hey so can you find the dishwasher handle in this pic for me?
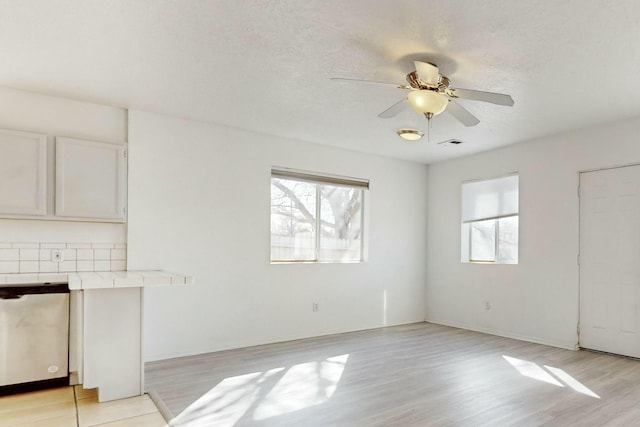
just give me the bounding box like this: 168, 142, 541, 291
0, 294, 24, 300
0, 283, 68, 300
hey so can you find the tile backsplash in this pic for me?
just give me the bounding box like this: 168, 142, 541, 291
0, 242, 127, 274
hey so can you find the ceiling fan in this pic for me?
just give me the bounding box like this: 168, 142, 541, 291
332, 61, 514, 127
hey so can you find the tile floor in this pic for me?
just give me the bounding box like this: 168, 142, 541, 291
0, 385, 167, 426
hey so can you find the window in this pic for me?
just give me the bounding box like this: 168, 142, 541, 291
461, 174, 519, 263
270, 168, 367, 263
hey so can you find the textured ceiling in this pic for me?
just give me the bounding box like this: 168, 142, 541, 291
1, 0, 640, 163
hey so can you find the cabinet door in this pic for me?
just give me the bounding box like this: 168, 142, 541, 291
0, 129, 47, 215
56, 137, 126, 221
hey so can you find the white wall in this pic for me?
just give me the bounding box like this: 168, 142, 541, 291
0, 86, 127, 243
426, 116, 640, 349
127, 110, 428, 361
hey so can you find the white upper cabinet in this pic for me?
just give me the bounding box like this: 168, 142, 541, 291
56, 137, 127, 221
0, 129, 47, 215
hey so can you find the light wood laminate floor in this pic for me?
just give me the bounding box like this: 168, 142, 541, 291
145, 322, 640, 426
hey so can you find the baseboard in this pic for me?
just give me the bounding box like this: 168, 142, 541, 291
425, 318, 578, 351
145, 319, 426, 362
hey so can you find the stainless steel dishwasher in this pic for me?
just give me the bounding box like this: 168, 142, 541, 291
0, 283, 70, 394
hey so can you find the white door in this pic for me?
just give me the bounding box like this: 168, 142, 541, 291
580, 165, 640, 357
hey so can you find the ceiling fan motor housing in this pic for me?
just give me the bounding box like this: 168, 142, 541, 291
406, 71, 450, 92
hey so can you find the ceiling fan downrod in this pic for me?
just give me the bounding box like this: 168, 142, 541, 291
424, 112, 434, 142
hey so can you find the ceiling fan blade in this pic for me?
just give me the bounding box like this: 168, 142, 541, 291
331, 77, 411, 89
446, 88, 514, 106
377, 97, 409, 118
414, 61, 439, 86
445, 100, 480, 127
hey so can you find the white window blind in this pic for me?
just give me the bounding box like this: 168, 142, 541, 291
461, 174, 519, 264
271, 168, 369, 189
462, 174, 519, 223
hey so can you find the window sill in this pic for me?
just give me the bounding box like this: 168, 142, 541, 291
462, 261, 518, 265
270, 260, 365, 265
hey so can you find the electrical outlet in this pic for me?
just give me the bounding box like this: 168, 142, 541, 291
312, 302, 319, 312
485, 301, 491, 311
51, 250, 64, 263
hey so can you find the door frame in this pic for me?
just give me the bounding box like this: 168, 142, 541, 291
577, 162, 640, 351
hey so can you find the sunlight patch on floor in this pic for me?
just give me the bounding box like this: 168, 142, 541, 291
171, 354, 350, 426
172, 367, 285, 427
544, 365, 600, 398
503, 356, 564, 387
503, 355, 600, 398
253, 354, 350, 420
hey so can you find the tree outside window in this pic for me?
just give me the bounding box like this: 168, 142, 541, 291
271, 170, 366, 263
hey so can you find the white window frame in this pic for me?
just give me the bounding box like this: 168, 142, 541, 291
461, 173, 519, 264
270, 167, 368, 263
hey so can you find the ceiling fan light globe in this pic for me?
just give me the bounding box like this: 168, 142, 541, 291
408, 90, 448, 115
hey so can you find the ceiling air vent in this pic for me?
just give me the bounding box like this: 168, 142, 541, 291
437, 139, 464, 145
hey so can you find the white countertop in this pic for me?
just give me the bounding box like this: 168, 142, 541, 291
0, 270, 193, 290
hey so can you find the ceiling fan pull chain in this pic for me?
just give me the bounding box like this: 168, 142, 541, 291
425, 112, 434, 143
